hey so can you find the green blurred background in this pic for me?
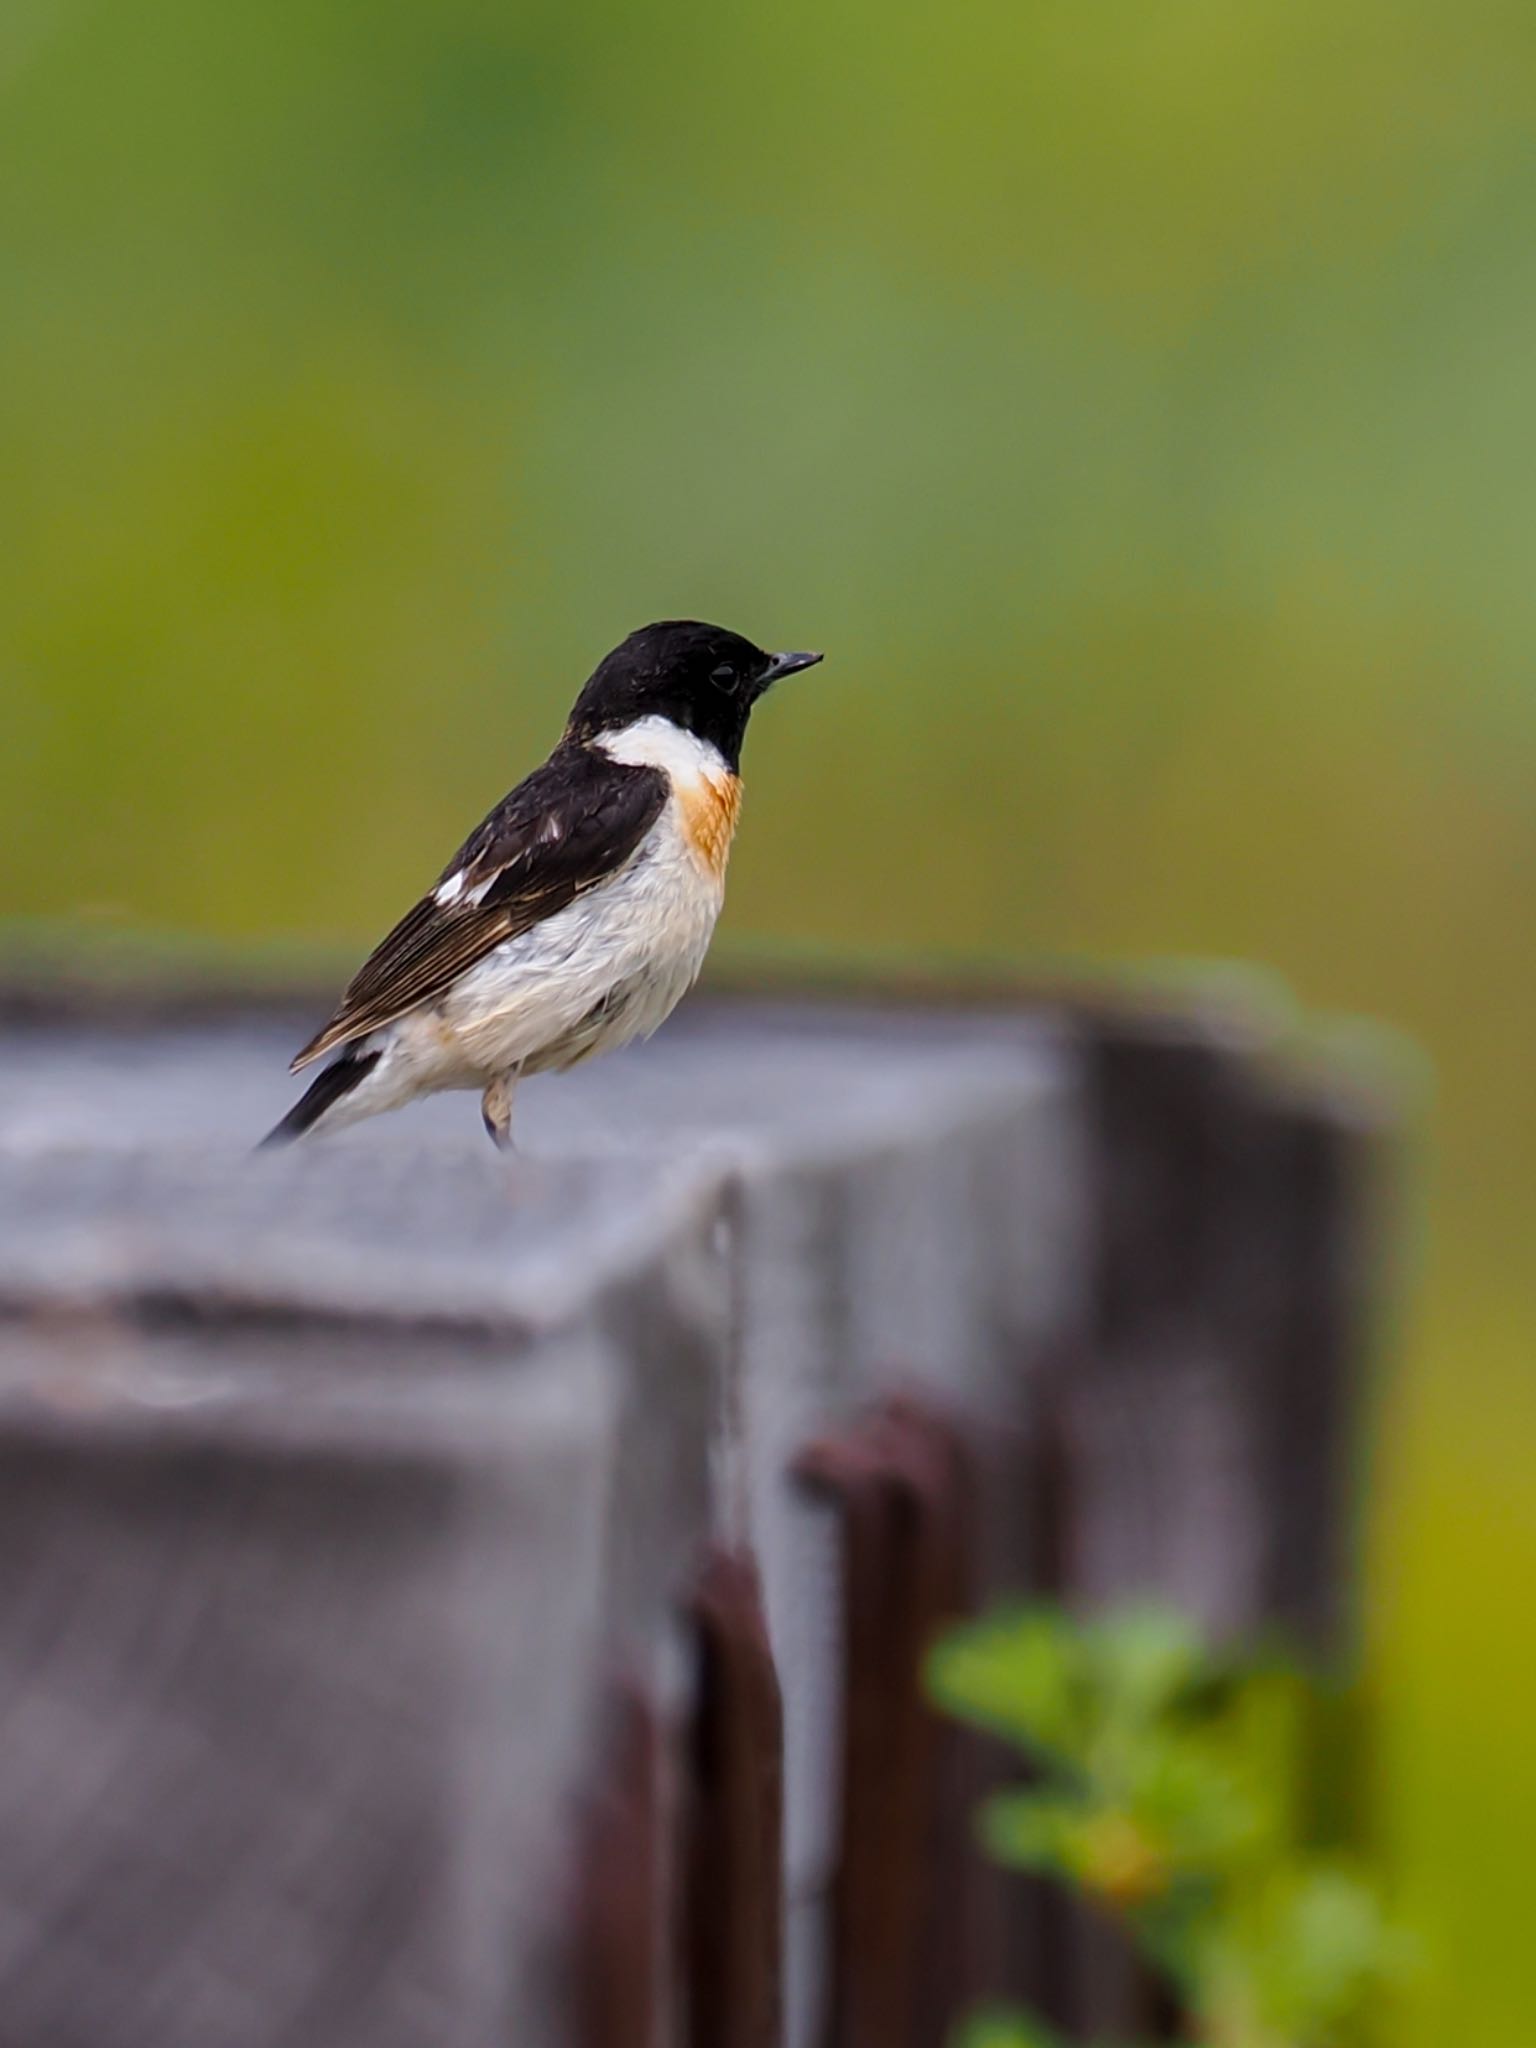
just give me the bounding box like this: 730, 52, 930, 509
3, 2, 1532, 2035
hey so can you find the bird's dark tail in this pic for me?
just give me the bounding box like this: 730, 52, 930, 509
258, 1049, 382, 1149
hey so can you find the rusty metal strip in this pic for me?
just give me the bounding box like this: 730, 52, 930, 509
574, 1680, 666, 2048
682, 1545, 785, 2048
794, 1399, 973, 2048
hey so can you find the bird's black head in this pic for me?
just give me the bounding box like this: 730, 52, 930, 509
567, 620, 822, 771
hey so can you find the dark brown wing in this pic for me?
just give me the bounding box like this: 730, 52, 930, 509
290, 745, 668, 1070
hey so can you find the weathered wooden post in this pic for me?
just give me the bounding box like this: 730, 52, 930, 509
0, 984, 1388, 2048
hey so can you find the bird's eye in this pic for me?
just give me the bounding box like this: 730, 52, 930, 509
709, 663, 737, 692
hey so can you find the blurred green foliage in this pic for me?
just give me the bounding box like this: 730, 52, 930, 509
2, 5, 1533, 2035
932, 1607, 1408, 2048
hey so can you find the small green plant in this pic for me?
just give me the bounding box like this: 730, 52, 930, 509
928, 1605, 1407, 2048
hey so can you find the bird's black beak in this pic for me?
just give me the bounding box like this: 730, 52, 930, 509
758, 649, 823, 689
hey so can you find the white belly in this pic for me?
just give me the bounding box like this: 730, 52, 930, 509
425, 805, 725, 1081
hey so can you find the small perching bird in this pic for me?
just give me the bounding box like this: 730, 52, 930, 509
262, 621, 822, 1150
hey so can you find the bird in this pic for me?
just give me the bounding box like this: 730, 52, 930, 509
261, 620, 822, 1150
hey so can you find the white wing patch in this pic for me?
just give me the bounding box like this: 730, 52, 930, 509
433, 866, 498, 909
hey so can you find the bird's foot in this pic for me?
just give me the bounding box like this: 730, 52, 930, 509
480, 1075, 517, 1153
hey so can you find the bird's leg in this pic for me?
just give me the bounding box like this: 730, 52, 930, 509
480, 1070, 518, 1152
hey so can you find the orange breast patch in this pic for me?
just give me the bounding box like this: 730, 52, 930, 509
678, 770, 742, 880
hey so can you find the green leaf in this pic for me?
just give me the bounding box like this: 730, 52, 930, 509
1123, 1732, 1265, 1871
950, 2006, 1068, 2048
1083, 1605, 1209, 1721
928, 1607, 1088, 1761
1245, 1866, 1407, 2035
976, 1790, 1081, 1875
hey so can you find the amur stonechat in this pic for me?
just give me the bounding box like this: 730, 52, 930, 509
262, 621, 821, 1149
